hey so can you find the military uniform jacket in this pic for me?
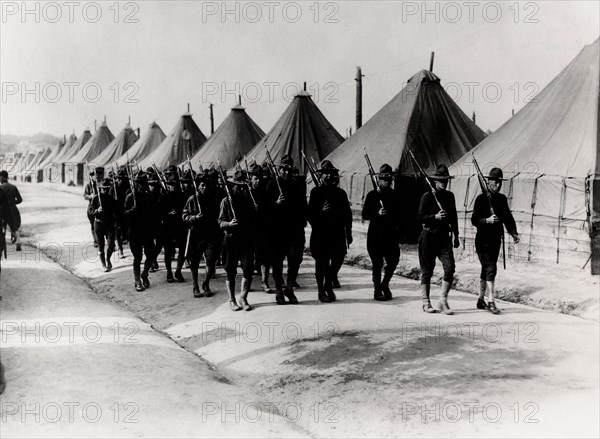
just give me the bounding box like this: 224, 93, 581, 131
182, 192, 220, 241
266, 178, 307, 233
417, 190, 459, 236
159, 189, 187, 231
362, 187, 400, 243
124, 191, 157, 237
308, 185, 352, 235
471, 192, 517, 242
218, 193, 256, 242
88, 193, 117, 224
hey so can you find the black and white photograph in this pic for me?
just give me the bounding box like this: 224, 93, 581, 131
0, 1, 599, 437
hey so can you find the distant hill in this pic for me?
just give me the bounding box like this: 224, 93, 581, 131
0, 132, 62, 155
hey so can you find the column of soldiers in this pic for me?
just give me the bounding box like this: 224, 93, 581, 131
83, 157, 517, 315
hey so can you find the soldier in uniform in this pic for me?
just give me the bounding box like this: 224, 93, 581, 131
218, 170, 257, 311
266, 155, 306, 305
83, 170, 99, 247
88, 178, 117, 272
471, 167, 519, 314
181, 170, 220, 298
0, 170, 22, 252
147, 169, 163, 272
361, 164, 400, 301
111, 169, 130, 258
308, 161, 352, 303
248, 163, 274, 294
124, 172, 157, 291
417, 164, 460, 314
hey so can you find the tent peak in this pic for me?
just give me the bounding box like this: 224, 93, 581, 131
296, 90, 312, 98
407, 69, 440, 84
231, 104, 246, 111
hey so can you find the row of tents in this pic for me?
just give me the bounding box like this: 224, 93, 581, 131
1, 38, 598, 274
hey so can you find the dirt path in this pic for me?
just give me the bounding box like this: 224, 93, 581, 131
2, 182, 598, 438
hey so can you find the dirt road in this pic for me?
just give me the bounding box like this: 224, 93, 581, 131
1, 183, 598, 438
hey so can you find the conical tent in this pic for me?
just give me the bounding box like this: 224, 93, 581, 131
58, 130, 91, 163
188, 104, 265, 170
244, 90, 344, 174
449, 38, 600, 272
139, 113, 207, 169
68, 121, 115, 164
39, 138, 65, 169
114, 122, 166, 166
92, 123, 139, 167
325, 69, 485, 206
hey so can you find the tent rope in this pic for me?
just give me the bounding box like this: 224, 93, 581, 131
527, 174, 545, 262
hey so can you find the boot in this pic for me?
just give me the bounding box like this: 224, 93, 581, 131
284, 285, 299, 305
202, 266, 215, 297
119, 248, 126, 259
381, 269, 394, 301
332, 275, 341, 289
421, 283, 435, 313
477, 280, 488, 310
239, 278, 253, 311
438, 280, 454, 315
193, 283, 203, 298
227, 279, 241, 311
324, 275, 336, 302
166, 270, 175, 283
175, 270, 185, 283
106, 250, 113, 272
261, 265, 274, 293
373, 270, 386, 301
141, 270, 150, 289
135, 280, 145, 291
486, 281, 500, 314
316, 273, 331, 303
275, 286, 287, 305
99, 252, 107, 271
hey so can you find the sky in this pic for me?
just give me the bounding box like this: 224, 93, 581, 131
1, 1, 598, 139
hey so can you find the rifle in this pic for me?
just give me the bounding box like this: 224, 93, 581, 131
264, 146, 283, 196
175, 166, 185, 192
407, 149, 443, 211
186, 155, 201, 214
125, 153, 136, 208
473, 154, 506, 269
111, 164, 118, 200
242, 155, 258, 209
217, 159, 237, 220
302, 151, 321, 186
362, 147, 385, 209
152, 162, 167, 191
86, 161, 103, 210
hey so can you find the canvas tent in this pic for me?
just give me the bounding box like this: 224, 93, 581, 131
57, 129, 91, 165
114, 122, 166, 167
324, 69, 485, 240
54, 132, 80, 163
449, 38, 600, 273
139, 113, 207, 169
92, 123, 139, 168
66, 122, 114, 184
244, 90, 344, 174
188, 104, 265, 170
40, 135, 69, 182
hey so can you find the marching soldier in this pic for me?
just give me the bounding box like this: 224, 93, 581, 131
111, 169, 130, 258
266, 155, 306, 305
88, 178, 117, 272
218, 170, 257, 311
124, 172, 157, 291
361, 164, 400, 301
147, 169, 163, 272
83, 170, 98, 248
417, 164, 460, 314
181, 171, 220, 298
308, 160, 352, 303
248, 164, 274, 294
0, 170, 22, 252
471, 167, 519, 314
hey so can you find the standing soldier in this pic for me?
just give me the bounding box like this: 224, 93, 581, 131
124, 172, 157, 291
147, 169, 163, 272
417, 164, 460, 314
111, 169, 130, 259
88, 178, 117, 272
181, 170, 220, 298
266, 155, 307, 305
248, 163, 274, 294
83, 170, 98, 248
160, 166, 187, 283
471, 167, 519, 314
308, 161, 352, 303
361, 164, 400, 301
218, 170, 257, 311
0, 170, 22, 252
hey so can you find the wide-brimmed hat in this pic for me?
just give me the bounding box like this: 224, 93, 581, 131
181, 169, 194, 182
485, 167, 506, 181
228, 170, 247, 185
134, 171, 148, 183
248, 163, 263, 177
163, 165, 179, 176
99, 178, 112, 188
430, 164, 454, 180
317, 160, 339, 175
377, 163, 394, 179
278, 154, 294, 170
117, 170, 128, 179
